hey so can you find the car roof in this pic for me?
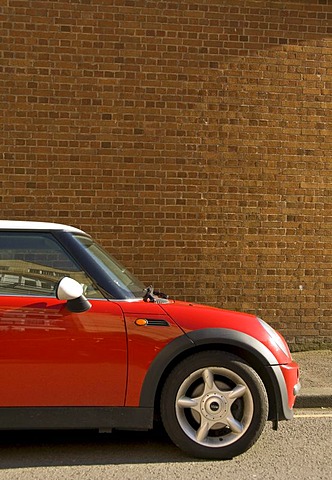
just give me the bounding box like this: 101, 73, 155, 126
0, 221, 86, 234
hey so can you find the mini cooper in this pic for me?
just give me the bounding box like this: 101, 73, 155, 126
0, 221, 300, 459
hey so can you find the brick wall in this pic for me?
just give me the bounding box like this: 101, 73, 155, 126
1, 0, 331, 348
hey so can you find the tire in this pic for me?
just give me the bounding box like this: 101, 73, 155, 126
160, 351, 268, 460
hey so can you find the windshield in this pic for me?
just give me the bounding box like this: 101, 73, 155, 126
73, 234, 146, 299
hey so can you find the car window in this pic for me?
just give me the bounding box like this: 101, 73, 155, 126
0, 232, 103, 299
72, 234, 146, 299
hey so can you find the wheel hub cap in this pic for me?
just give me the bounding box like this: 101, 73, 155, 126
201, 393, 227, 420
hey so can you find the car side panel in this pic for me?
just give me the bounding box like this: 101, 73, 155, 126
120, 302, 184, 407
0, 297, 127, 406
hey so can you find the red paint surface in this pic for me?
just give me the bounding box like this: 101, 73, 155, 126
0, 297, 127, 406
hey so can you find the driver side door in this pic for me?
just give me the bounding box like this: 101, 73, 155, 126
0, 231, 127, 407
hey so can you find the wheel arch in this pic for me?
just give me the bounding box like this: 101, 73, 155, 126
139, 328, 289, 422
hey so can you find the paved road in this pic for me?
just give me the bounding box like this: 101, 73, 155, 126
0, 409, 331, 480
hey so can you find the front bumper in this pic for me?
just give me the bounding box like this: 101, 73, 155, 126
268, 359, 300, 422
280, 360, 301, 409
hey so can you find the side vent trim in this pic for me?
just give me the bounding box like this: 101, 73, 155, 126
135, 318, 170, 327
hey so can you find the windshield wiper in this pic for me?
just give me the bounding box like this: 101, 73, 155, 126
143, 285, 168, 303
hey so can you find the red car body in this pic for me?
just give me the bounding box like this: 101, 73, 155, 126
0, 221, 300, 459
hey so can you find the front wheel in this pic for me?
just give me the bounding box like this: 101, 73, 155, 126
160, 351, 268, 459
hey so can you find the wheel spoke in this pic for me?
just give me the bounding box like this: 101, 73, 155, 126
196, 419, 210, 443
177, 396, 199, 409
202, 368, 214, 390
226, 415, 244, 434
228, 384, 247, 400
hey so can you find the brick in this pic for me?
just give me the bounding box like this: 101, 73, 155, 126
0, 0, 332, 347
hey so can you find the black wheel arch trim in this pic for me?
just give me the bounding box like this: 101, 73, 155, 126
139, 328, 293, 421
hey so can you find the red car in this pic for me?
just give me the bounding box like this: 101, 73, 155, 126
0, 221, 300, 459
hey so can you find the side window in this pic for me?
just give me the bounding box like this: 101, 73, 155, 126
0, 232, 103, 299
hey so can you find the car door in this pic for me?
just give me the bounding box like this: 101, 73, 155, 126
0, 231, 127, 407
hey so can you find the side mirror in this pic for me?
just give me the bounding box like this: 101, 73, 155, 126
55, 277, 92, 313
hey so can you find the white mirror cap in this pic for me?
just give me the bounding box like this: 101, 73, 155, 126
56, 277, 83, 301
